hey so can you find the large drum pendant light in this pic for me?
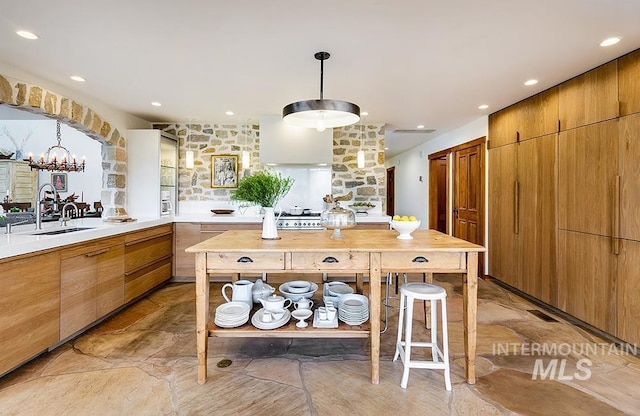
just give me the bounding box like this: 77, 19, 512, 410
283, 51, 360, 132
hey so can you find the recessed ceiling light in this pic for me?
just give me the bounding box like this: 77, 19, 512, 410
151, 102, 162, 107
600, 37, 621, 47
360, 111, 369, 116
524, 79, 538, 86
16, 30, 39, 40
225, 111, 234, 116
417, 125, 425, 129
478, 104, 489, 110
70, 75, 86, 82
384, 147, 389, 150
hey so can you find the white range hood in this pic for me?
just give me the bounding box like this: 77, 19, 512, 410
259, 115, 333, 164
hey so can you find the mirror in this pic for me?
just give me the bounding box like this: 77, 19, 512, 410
0, 105, 103, 208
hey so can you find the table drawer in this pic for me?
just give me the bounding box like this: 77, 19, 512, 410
381, 252, 465, 271
291, 252, 369, 270
206, 252, 285, 270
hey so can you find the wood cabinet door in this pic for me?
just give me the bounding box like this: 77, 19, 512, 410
618, 49, 640, 116
488, 143, 518, 286
488, 103, 520, 149
558, 61, 619, 130
619, 113, 640, 242
617, 239, 640, 344
517, 134, 557, 305
519, 87, 559, 141
60, 252, 98, 340
0, 252, 60, 375
558, 120, 618, 236
96, 243, 124, 316
557, 230, 617, 333
173, 222, 202, 277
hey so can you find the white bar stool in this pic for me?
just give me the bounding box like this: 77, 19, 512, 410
393, 282, 451, 390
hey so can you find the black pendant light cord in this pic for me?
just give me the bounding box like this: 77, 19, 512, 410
314, 51, 330, 100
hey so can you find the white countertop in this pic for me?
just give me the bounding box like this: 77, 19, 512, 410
0, 216, 173, 260
1, 213, 392, 260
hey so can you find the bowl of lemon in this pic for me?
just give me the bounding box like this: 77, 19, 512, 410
390, 215, 420, 239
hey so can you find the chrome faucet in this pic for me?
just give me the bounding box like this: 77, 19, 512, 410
6, 218, 32, 234
60, 202, 78, 227
36, 183, 58, 230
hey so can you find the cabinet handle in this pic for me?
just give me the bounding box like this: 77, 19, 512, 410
613, 175, 621, 255
412, 256, 429, 263
514, 180, 519, 234
237, 256, 254, 263
322, 256, 339, 263
516, 131, 520, 143
85, 248, 109, 258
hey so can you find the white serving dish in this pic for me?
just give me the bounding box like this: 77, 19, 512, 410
390, 220, 421, 239
286, 280, 312, 294
312, 308, 339, 328
251, 308, 291, 330
279, 282, 318, 302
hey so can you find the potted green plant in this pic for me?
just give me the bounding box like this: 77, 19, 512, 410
230, 170, 294, 239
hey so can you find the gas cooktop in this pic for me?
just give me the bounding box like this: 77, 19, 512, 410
280, 212, 321, 218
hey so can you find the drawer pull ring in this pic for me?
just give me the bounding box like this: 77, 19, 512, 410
412, 256, 429, 263
237, 257, 254, 263
322, 256, 339, 263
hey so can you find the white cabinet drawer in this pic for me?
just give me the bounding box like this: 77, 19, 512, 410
381, 252, 465, 271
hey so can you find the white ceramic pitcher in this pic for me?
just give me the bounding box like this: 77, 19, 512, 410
262, 207, 282, 240
222, 280, 254, 308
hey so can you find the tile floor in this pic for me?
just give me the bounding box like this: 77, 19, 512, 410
0, 274, 638, 415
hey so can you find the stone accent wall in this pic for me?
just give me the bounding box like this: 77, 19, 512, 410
332, 123, 386, 210
153, 122, 386, 208
0, 74, 126, 209
153, 123, 264, 202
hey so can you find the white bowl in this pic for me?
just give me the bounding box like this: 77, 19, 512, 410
279, 282, 318, 302
286, 280, 312, 294
390, 220, 421, 239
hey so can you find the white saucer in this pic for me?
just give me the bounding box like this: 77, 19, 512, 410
252, 308, 291, 330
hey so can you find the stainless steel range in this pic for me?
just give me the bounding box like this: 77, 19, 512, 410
277, 212, 323, 230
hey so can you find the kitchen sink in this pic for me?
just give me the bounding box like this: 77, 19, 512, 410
31, 227, 95, 236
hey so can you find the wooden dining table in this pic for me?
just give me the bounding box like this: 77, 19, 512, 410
186, 229, 486, 385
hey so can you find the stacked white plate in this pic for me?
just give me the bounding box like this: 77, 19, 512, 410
338, 294, 369, 325
251, 308, 291, 330
214, 302, 250, 328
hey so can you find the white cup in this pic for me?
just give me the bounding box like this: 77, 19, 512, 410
326, 306, 337, 321
262, 310, 273, 323
318, 307, 328, 320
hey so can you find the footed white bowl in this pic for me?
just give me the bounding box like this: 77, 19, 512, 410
390, 220, 421, 239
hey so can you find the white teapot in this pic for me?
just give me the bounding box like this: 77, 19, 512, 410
258, 294, 292, 312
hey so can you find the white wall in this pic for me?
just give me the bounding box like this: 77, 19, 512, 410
386, 115, 488, 229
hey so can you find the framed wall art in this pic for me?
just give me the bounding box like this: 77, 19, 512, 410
211, 154, 238, 188
52, 173, 67, 192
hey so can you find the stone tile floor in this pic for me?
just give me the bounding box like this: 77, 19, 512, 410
0, 274, 638, 415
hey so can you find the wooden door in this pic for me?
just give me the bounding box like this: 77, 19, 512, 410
453, 139, 485, 274
517, 134, 557, 305
617, 239, 640, 344
386, 166, 395, 216
558, 119, 618, 236
619, 113, 640, 242
557, 230, 617, 333
488, 143, 518, 287
558, 61, 619, 130
618, 48, 640, 116
428, 155, 448, 233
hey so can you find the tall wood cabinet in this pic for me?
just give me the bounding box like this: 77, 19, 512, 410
490, 47, 640, 345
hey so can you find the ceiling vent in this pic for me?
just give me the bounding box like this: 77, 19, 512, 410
392, 129, 436, 134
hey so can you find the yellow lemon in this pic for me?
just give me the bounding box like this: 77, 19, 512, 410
400, 215, 409, 221
409, 216, 417, 221
393, 215, 401, 221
